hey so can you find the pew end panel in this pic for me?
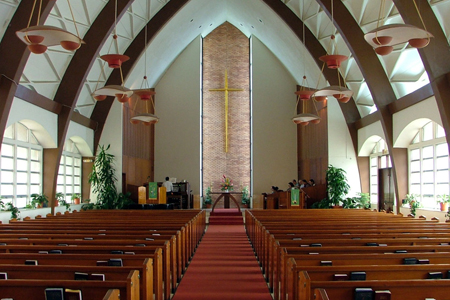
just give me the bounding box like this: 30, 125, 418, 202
103, 289, 121, 300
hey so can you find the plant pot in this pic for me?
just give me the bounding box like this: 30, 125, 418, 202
332, 205, 343, 209
73, 198, 81, 205
440, 202, 448, 212
205, 203, 211, 209
55, 200, 59, 207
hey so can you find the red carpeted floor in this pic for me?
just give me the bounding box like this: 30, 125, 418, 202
172, 213, 272, 300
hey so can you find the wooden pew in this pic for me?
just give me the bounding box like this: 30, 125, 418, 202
0, 269, 139, 300
104, 289, 121, 300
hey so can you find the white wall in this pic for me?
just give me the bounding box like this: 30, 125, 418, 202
154, 36, 201, 194
328, 98, 361, 196
252, 36, 298, 195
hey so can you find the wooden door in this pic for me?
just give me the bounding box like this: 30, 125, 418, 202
378, 168, 395, 212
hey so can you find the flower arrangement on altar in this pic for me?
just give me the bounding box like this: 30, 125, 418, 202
220, 175, 234, 192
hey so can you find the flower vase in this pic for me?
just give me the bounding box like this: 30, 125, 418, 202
224, 189, 229, 193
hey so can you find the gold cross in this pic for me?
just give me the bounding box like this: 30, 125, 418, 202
209, 69, 244, 152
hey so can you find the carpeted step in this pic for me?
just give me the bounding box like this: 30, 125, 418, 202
209, 208, 242, 217
209, 216, 244, 225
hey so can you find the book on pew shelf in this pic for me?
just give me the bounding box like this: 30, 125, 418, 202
350, 271, 366, 281
108, 258, 123, 266
365, 242, 378, 246
90, 273, 105, 281
418, 259, 430, 264
394, 250, 407, 253
74, 272, 89, 280
374, 290, 391, 300
1, 298, 13, 300
354, 287, 373, 300
333, 273, 348, 281
292, 237, 302, 240
342, 233, 351, 235
18, 237, 28, 240
0, 243, 6, 245
447, 270, 450, 278
134, 243, 146, 247
45, 288, 64, 300
96, 261, 108, 266
49, 250, 63, 254
25, 260, 38, 265
402, 257, 418, 265
98, 233, 106, 235
378, 244, 387, 247
310, 243, 322, 247
320, 260, 332, 266
57, 243, 68, 246
65, 289, 82, 300
351, 237, 362, 240
83, 237, 93, 240
0, 272, 7, 279
287, 233, 295, 235
418, 236, 428, 239
110, 250, 124, 254
308, 252, 319, 255
428, 272, 443, 279
145, 238, 154, 241
152, 233, 161, 236
440, 242, 449, 246
300, 244, 309, 247
39, 251, 49, 254
125, 252, 135, 255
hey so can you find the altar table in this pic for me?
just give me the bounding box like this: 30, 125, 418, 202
210, 192, 242, 213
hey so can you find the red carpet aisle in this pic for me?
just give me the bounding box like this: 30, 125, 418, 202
172, 212, 272, 300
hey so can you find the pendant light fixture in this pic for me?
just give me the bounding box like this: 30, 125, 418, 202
93, 0, 132, 103
16, 0, 84, 54
364, 0, 433, 56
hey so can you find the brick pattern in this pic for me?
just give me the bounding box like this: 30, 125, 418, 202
203, 22, 250, 207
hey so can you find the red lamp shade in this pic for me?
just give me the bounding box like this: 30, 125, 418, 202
372, 36, 393, 46
314, 96, 327, 102
310, 119, 321, 124
319, 54, 348, 69
60, 40, 81, 51
300, 122, 309, 126
338, 96, 350, 103
333, 93, 345, 100
93, 95, 107, 101
374, 46, 394, 56
28, 44, 47, 54
100, 54, 130, 69
134, 90, 156, 101
25, 35, 44, 44
130, 119, 140, 125
116, 94, 130, 103
408, 38, 429, 48
295, 90, 315, 100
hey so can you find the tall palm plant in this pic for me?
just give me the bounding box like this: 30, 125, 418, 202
326, 165, 350, 206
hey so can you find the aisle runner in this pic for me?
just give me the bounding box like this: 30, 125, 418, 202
172, 224, 272, 300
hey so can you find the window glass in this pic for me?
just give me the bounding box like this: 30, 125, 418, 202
30, 161, 40, 172
16, 159, 27, 171
410, 148, 420, 160
436, 143, 448, 156
16, 147, 28, 159
2, 144, 14, 156
436, 124, 446, 138
16, 172, 28, 184
1, 157, 14, 170
16, 123, 28, 142
1, 171, 13, 183
423, 122, 433, 141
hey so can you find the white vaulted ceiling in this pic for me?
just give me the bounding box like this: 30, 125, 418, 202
1, 0, 449, 118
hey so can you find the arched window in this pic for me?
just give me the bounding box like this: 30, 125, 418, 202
1, 123, 43, 208
408, 121, 448, 210
57, 139, 82, 202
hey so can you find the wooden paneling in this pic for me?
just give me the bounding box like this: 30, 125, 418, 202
297, 102, 328, 185
82, 157, 94, 201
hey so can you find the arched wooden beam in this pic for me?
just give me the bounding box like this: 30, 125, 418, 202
393, 0, 450, 147
0, 0, 55, 148
43, 0, 134, 214
91, 0, 191, 151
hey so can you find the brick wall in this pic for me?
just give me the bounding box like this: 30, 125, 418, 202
203, 22, 250, 207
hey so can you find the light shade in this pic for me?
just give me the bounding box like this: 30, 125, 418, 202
295, 90, 315, 100
130, 113, 159, 125
100, 54, 130, 69
365, 24, 433, 55
92, 85, 133, 102
133, 89, 156, 101
313, 85, 353, 103
292, 113, 320, 125
16, 25, 84, 54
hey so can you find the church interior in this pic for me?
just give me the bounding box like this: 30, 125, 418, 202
1, 0, 450, 299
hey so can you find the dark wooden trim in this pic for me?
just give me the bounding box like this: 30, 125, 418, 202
389, 84, 434, 114
15, 85, 62, 114
355, 112, 381, 130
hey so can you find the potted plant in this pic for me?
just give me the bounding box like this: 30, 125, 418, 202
71, 193, 81, 205
404, 194, 420, 217
56, 192, 71, 211
241, 186, 250, 208
343, 192, 371, 209
326, 165, 350, 208
30, 193, 49, 208
437, 194, 450, 212
5, 202, 20, 220
203, 185, 212, 209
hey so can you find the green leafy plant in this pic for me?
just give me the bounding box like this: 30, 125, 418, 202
437, 194, 450, 203
0, 198, 5, 211
404, 194, 420, 216
343, 193, 370, 209
241, 186, 250, 205
203, 186, 212, 208
71, 193, 81, 204
311, 198, 333, 209
5, 202, 20, 220
56, 192, 71, 211
30, 193, 49, 208
326, 165, 350, 206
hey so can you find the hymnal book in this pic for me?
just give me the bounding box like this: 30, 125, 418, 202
366, 242, 378, 247
45, 288, 64, 300
354, 287, 373, 300
108, 258, 123, 266
418, 259, 430, 264
49, 249, 63, 254
333, 273, 348, 281
428, 272, 443, 279
65, 289, 82, 300
125, 252, 135, 255
418, 236, 428, 239
374, 290, 391, 300
18, 237, 28, 240
90, 273, 105, 281
57, 243, 68, 246
394, 250, 407, 253
25, 259, 38, 265
403, 257, 418, 265
350, 271, 366, 281
83, 237, 93, 240
152, 233, 161, 236
145, 238, 154, 241
1, 298, 14, 300
0, 272, 7, 279
134, 244, 146, 247
310, 243, 322, 247
300, 245, 309, 247
39, 251, 49, 254
293, 237, 302, 240
74, 272, 89, 280
320, 260, 332, 266
0, 243, 7, 245
378, 244, 387, 247
96, 261, 108, 266
110, 250, 124, 254
351, 237, 362, 240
